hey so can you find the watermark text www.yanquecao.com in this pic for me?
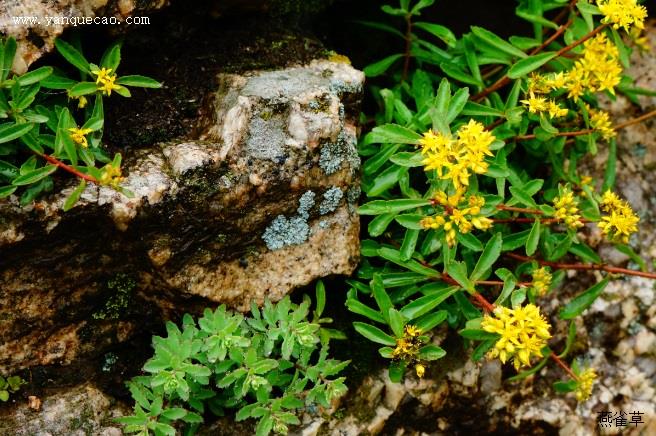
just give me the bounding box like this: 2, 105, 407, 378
4, 15, 151, 27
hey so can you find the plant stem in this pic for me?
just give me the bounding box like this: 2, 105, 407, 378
402, 14, 413, 82
506, 252, 656, 279
496, 205, 543, 214
550, 352, 579, 380
515, 129, 594, 141
472, 22, 606, 103
614, 109, 656, 130
530, 18, 574, 56
35, 152, 98, 183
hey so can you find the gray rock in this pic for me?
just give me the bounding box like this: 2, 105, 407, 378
0, 59, 363, 375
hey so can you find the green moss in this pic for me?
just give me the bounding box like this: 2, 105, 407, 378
92, 273, 136, 320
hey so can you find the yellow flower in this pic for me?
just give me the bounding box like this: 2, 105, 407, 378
547, 101, 568, 119
520, 92, 548, 114
597, 0, 647, 32
598, 190, 639, 243
589, 108, 616, 140
100, 163, 124, 188
93, 67, 113, 84
563, 34, 623, 100
415, 364, 426, 378
76, 95, 88, 109
531, 267, 552, 296
67, 127, 93, 148
552, 185, 584, 230
481, 304, 552, 371
98, 74, 122, 96
392, 324, 423, 361
421, 191, 492, 247
420, 120, 495, 190
630, 28, 650, 52
575, 367, 597, 402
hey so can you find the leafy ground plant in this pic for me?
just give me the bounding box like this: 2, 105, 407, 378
0, 375, 24, 402
118, 282, 348, 436
350, 0, 655, 403
0, 36, 161, 208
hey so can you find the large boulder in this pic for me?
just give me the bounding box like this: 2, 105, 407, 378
0, 58, 363, 375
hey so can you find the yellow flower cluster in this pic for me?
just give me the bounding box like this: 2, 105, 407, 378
564, 34, 622, 101
420, 190, 492, 246
598, 190, 640, 244
68, 127, 93, 148
527, 72, 567, 95
597, 0, 647, 32
589, 108, 616, 140
531, 267, 552, 296
392, 325, 426, 378
520, 92, 568, 119
575, 367, 597, 402
100, 163, 124, 188
92, 67, 123, 96
419, 120, 495, 190
553, 186, 584, 230
481, 304, 552, 371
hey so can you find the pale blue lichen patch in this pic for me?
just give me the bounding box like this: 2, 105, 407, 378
262, 190, 316, 250
319, 129, 359, 175
347, 185, 361, 213
320, 187, 343, 215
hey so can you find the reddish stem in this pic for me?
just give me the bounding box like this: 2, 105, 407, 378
506, 252, 656, 279
515, 129, 594, 141
550, 352, 579, 380
402, 14, 413, 82
36, 152, 98, 183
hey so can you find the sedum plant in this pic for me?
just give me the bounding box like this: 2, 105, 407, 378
118, 282, 348, 436
0, 36, 161, 208
350, 0, 654, 403
0, 375, 25, 402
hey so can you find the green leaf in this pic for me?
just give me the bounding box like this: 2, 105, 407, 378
346, 298, 386, 323
16, 66, 53, 86
100, 42, 122, 71
602, 138, 616, 191
388, 308, 406, 338
509, 185, 538, 208
439, 62, 481, 86
494, 268, 517, 305
471, 26, 528, 59
372, 274, 393, 323
359, 199, 430, 215
41, 74, 76, 89
0, 185, 17, 198
568, 243, 601, 264
501, 229, 531, 251
459, 328, 499, 340
315, 280, 326, 318
395, 214, 424, 230
161, 407, 187, 420
470, 233, 502, 282
1, 38, 17, 82
366, 164, 407, 197
69, 82, 98, 97
0, 122, 34, 144
414, 310, 448, 332
388, 360, 406, 382
54, 39, 90, 74
368, 213, 397, 237
446, 261, 474, 292
525, 219, 540, 256
418, 344, 446, 360
378, 247, 439, 277
614, 244, 647, 272
516, 10, 559, 30
11, 164, 56, 185
415, 22, 456, 47
369, 123, 421, 144
400, 229, 420, 261
63, 180, 87, 211
400, 287, 458, 320
116, 75, 163, 88
364, 54, 404, 77
353, 322, 396, 346
390, 151, 424, 167
507, 52, 556, 79
461, 101, 505, 118
472, 339, 496, 361
446, 87, 470, 123
559, 278, 610, 319
456, 232, 484, 251
553, 380, 578, 393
